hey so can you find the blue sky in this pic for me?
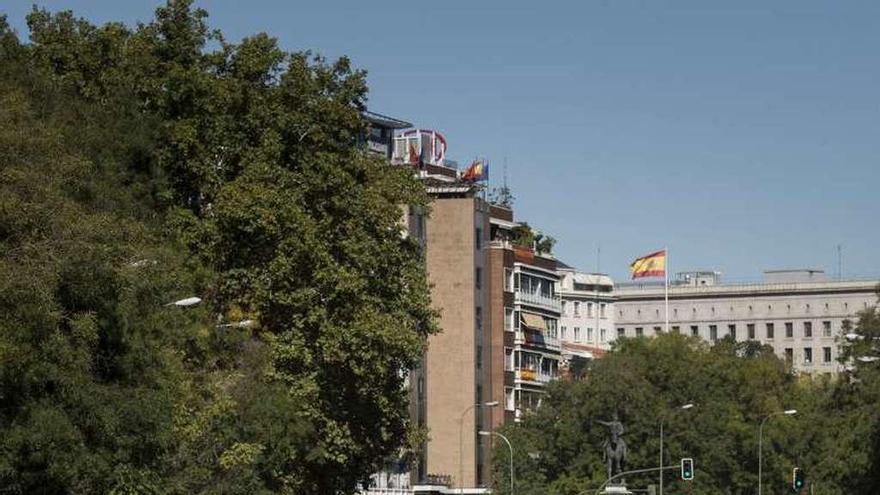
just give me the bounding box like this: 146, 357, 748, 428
5, 1, 879, 282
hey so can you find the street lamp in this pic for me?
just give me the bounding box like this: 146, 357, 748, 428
659, 402, 694, 495
459, 401, 498, 493
479, 430, 514, 495
758, 409, 797, 495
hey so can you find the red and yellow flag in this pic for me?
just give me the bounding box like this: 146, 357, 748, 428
630, 250, 666, 279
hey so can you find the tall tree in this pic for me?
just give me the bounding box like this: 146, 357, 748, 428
1, 2, 436, 493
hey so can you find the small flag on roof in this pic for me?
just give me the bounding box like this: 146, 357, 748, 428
462, 159, 488, 182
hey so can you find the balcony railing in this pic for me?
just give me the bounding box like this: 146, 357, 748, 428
515, 290, 562, 312
515, 369, 556, 384
515, 330, 560, 350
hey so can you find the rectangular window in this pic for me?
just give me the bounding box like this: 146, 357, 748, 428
636, 327, 644, 337
709, 325, 718, 341
587, 328, 594, 342
766, 323, 775, 339
784, 348, 793, 362
505, 387, 515, 411
803, 347, 812, 364
671, 326, 680, 333
747, 324, 756, 340
560, 326, 567, 340
475, 307, 482, 333
587, 302, 593, 317
785, 322, 793, 338
617, 328, 625, 338
728, 324, 736, 340
823, 347, 832, 363
561, 300, 567, 315
504, 347, 514, 371
690, 325, 698, 337
574, 327, 581, 342
504, 268, 513, 292
653, 326, 662, 335
600, 303, 606, 317
803, 321, 812, 338
822, 321, 832, 337
505, 307, 514, 332
574, 302, 580, 316
476, 345, 482, 369
475, 267, 482, 290
600, 328, 607, 342
475, 227, 482, 250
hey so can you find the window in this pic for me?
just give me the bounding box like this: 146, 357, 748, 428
823, 347, 832, 363
747, 323, 755, 340
587, 302, 593, 317
574, 302, 580, 316
617, 328, 626, 338
600, 329, 607, 342
587, 328, 594, 342
574, 327, 581, 342
636, 327, 644, 337
784, 348, 793, 362
766, 323, 775, 339
671, 325, 680, 333
561, 300, 567, 315
475, 267, 482, 289
561, 326, 567, 340
505, 307, 514, 332
803, 347, 812, 364
504, 268, 513, 292
475, 307, 482, 333
822, 321, 832, 337
600, 303, 606, 317
653, 326, 662, 335
728, 324, 736, 340
709, 325, 718, 341
475, 227, 482, 249
803, 321, 812, 338
690, 325, 699, 337
505, 387, 515, 411
504, 348, 514, 371
785, 322, 793, 338
476, 345, 482, 369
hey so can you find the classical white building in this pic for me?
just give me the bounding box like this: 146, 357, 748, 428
557, 262, 616, 359
614, 269, 879, 373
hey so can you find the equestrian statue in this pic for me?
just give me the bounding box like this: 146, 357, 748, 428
597, 411, 628, 482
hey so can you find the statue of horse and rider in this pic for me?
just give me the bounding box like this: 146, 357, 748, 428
597, 411, 627, 482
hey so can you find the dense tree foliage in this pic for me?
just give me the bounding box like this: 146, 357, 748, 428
489, 314, 880, 495
0, 2, 434, 494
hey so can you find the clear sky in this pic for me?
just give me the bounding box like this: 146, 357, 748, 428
5, 1, 879, 282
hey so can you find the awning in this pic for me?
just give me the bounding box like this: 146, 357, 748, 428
521, 313, 547, 332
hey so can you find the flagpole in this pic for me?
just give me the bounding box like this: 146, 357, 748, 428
664, 247, 669, 333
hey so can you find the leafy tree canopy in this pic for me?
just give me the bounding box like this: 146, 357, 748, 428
0, 2, 435, 493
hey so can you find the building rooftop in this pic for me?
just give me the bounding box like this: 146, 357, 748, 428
362, 110, 412, 130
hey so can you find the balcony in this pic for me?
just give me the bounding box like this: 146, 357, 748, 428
515, 330, 560, 351
515, 290, 562, 312
515, 369, 555, 384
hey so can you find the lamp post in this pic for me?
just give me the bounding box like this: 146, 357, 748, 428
459, 401, 498, 493
479, 431, 514, 495
659, 403, 694, 495
758, 409, 797, 495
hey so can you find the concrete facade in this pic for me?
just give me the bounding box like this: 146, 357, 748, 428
557, 266, 616, 357
614, 271, 879, 372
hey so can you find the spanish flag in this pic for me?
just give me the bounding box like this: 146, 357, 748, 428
462, 159, 488, 182
630, 250, 666, 279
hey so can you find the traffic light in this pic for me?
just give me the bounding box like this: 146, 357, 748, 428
792, 467, 805, 491
680, 458, 694, 481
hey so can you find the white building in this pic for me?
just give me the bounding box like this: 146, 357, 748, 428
557, 262, 616, 360
614, 269, 879, 373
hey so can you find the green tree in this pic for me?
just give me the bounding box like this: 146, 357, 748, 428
1, 2, 436, 493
